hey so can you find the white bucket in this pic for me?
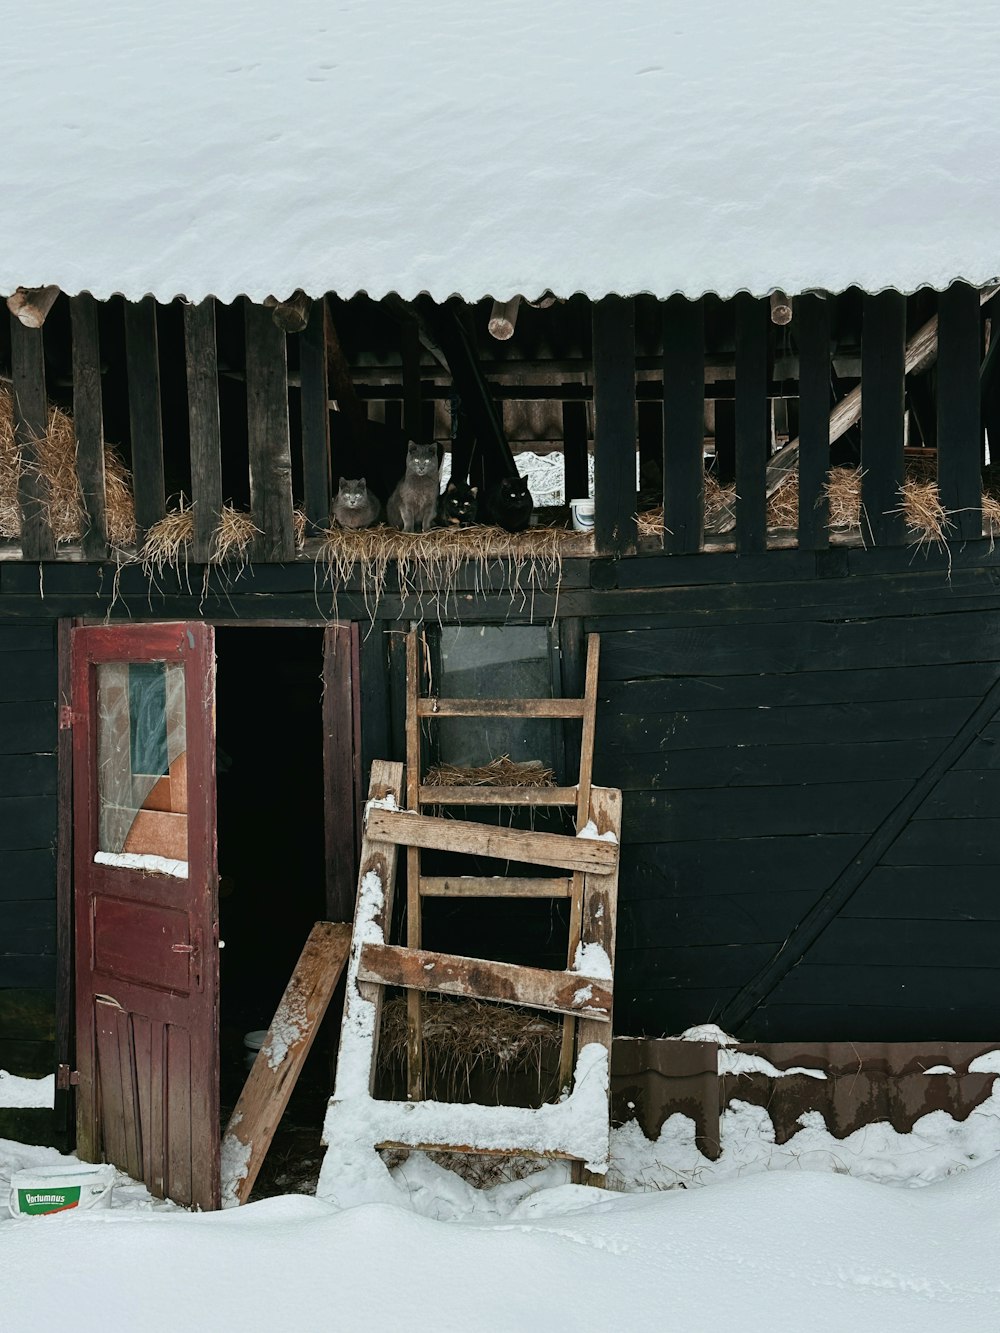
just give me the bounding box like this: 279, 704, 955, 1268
10, 1163, 115, 1217
569, 498, 595, 532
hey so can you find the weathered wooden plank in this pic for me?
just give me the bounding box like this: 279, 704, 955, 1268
861, 291, 907, 545
592, 296, 637, 557
845, 864, 1000, 920
937, 282, 982, 540
662, 296, 705, 554
417, 697, 586, 718
734, 293, 769, 554
419, 785, 578, 806
10, 317, 55, 560
405, 630, 423, 1101
70, 295, 108, 559
358, 943, 612, 1020
244, 299, 295, 561
323, 624, 358, 921
123, 296, 166, 537
300, 298, 332, 532
365, 806, 619, 874
807, 916, 1000, 970
562, 397, 589, 503
419, 875, 573, 897
183, 299, 223, 563
796, 294, 831, 549
223, 921, 351, 1205
717, 670, 1000, 1028
54, 617, 73, 1143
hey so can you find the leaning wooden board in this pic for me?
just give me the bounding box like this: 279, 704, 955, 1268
221, 920, 351, 1206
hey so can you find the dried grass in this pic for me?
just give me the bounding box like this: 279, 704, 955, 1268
315, 522, 564, 619
378, 994, 561, 1105
139, 502, 260, 583
0, 385, 135, 546
637, 473, 737, 539
424, 756, 555, 788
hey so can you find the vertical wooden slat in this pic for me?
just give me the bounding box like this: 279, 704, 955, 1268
861, 290, 907, 545
662, 295, 705, 553
402, 318, 422, 441
183, 299, 223, 563
300, 298, 332, 533
562, 395, 589, 502
244, 299, 295, 561
54, 618, 74, 1146
323, 623, 359, 921
405, 629, 423, 1101
70, 294, 108, 559
10, 316, 55, 559
592, 296, 637, 556
734, 293, 769, 554
796, 294, 831, 550
937, 282, 982, 541
123, 296, 166, 537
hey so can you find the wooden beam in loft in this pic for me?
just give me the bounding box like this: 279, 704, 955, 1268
734, 292, 769, 554
9, 315, 55, 559
244, 298, 296, 561
795, 293, 831, 551
299, 299, 332, 532
937, 282, 982, 541
861, 291, 907, 547
662, 294, 705, 554
183, 298, 224, 563
123, 296, 166, 539
7, 285, 60, 329
69, 293, 108, 560
592, 295, 637, 557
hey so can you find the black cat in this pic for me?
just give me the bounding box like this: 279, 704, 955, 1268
440, 480, 479, 527
482, 474, 532, 532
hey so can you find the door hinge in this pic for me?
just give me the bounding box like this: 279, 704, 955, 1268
56, 1064, 80, 1089
59, 706, 81, 730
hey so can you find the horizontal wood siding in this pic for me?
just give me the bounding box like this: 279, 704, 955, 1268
0, 621, 57, 1074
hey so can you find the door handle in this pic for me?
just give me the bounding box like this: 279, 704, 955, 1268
170, 931, 203, 991
170, 943, 195, 954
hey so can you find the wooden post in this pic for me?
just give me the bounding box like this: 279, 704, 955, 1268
323, 624, 359, 921
271, 290, 312, 334
10, 316, 55, 560
937, 283, 982, 541
769, 291, 793, 326
123, 296, 166, 539
244, 299, 295, 561
861, 291, 907, 546
562, 395, 589, 502
401, 317, 422, 441
405, 630, 423, 1101
734, 293, 769, 554
662, 295, 705, 554
70, 294, 108, 560
300, 299, 332, 532
796, 294, 831, 550
183, 299, 223, 563
592, 296, 637, 556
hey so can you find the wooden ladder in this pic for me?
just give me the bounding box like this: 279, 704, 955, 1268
403, 629, 603, 1100
322, 633, 622, 1181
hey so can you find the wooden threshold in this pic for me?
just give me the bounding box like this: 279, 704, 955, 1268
364, 807, 618, 874
419, 875, 573, 898
357, 942, 612, 1020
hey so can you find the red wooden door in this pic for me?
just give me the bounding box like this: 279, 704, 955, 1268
72, 623, 219, 1209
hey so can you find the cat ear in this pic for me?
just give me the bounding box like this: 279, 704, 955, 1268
359, 477, 366, 487
471, 486, 478, 496
446, 481, 456, 492
338, 476, 346, 488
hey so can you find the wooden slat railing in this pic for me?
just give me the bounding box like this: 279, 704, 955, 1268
662, 294, 705, 554
123, 295, 166, 540
937, 282, 982, 540
795, 293, 831, 551
592, 295, 637, 557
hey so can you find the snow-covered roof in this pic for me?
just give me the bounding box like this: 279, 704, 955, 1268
6, 1, 1000, 304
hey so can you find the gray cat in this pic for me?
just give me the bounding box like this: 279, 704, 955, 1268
386, 441, 440, 532
332, 477, 380, 530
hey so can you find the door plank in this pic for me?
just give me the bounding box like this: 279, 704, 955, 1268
222, 922, 351, 1206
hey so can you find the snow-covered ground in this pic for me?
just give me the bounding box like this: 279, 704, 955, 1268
5, 1069, 1000, 1329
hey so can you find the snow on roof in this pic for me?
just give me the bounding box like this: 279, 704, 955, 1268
6, 1, 1000, 304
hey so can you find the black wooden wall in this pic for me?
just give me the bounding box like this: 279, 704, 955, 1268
592, 571, 1000, 1041
0, 620, 58, 1074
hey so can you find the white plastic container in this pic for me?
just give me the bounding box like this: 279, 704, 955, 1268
243, 1029, 267, 1070
10, 1163, 115, 1217
570, 498, 595, 532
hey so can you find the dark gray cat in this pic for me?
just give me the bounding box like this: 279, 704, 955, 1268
332, 476, 380, 530
386, 441, 440, 532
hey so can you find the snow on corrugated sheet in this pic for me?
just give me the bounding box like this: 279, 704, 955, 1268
5, 0, 1000, 303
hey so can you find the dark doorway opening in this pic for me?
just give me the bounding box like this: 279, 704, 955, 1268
214, 626, 329, 1190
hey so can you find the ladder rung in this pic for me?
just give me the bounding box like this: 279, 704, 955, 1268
365, 807, 618, 874
357, 942, 612, 1020
375, 1139, 577, 1161
420, 875, 573, 898
416, 698, 587, 719
419, 785, 579, 807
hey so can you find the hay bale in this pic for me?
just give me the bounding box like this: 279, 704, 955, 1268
140, 502, 260, 578
637, 474, 737, 540
424, 756, 555, 788
0, 386, 135, 546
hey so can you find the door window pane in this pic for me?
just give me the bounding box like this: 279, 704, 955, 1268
96, 661, 188, 871
436, 627, 556, 770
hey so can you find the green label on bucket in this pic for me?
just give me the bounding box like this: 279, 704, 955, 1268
17, 1186, 81, 1215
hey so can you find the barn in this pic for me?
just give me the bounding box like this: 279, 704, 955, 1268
2, 2, 1000, 1210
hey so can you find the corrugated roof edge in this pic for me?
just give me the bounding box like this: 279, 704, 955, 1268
3, 276, 1000, 305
